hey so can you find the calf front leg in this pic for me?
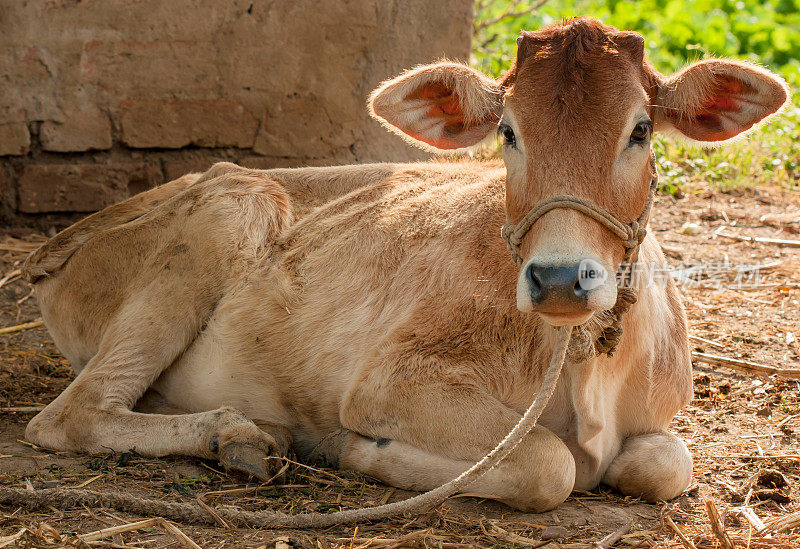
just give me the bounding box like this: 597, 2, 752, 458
601, 431, 692, 501
316, 425, 573, 513
326, 352, 576, 512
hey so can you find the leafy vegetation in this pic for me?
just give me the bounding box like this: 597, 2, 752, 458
472, 0, 800, 192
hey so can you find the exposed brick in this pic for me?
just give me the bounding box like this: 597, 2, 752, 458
163, 157, 227, 182
0, 167, 14, 213
120, 100, 259, 149
0, 122, 31, 156
40, 108, 112, 152
239, 156, 320, 170
1, 0, 472, 217
17, 163, 162, 213
252, 95, 347, 158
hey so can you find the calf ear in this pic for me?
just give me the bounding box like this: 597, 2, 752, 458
369, 62, 503, 151
654, 59, 789, 144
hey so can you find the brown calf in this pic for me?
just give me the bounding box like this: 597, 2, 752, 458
23, 18, 787, 512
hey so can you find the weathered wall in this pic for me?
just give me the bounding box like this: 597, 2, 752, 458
0, 0, 473, 223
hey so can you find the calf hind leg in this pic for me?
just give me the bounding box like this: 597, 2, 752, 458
23, 172, 201, 285
26, 167, 293, 480
132, 389, 294, 478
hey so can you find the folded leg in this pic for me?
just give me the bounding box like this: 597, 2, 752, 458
602, 431, 692, 501
323, 347, 576, 512
25, 165, 293, 479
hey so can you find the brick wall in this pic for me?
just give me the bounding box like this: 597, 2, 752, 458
0, 0, 473, 224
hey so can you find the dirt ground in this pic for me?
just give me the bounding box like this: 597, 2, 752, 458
0, 182, 799, 548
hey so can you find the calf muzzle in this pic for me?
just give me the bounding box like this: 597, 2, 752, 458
526, 262, 587, 310
526, 257, 610, 313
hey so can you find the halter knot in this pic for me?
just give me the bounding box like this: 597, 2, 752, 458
500, 156, 659, 357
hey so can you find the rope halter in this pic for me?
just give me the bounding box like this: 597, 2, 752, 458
500, 155, 659, 357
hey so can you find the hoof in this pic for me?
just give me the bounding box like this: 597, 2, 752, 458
308, 428, 355, 467
218, 442, 284, 482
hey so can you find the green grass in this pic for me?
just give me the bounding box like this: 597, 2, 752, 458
472, 0, 800, 192
652, 106, 800, 194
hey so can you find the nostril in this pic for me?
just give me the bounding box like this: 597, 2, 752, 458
526, 265, 541, 289
574, 279, 588, 299
526, 263, 542, 300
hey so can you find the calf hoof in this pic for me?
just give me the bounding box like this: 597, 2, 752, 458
215, 413, 291, 482
219, 441, 280, 482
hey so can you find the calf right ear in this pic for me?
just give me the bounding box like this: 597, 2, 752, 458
369, 62, 503, 152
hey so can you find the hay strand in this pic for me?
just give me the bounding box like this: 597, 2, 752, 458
0, 320, 44, 335
691, 351, 800, 380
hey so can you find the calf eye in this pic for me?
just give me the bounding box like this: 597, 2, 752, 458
629, 121, 653, 145
497, 124, 516, 148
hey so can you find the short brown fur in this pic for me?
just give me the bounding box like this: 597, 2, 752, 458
23, 18, 788, 512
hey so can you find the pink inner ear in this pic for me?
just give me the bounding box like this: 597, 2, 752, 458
667, 75, 756, 141
404, 81, 480, 148
699, 75, 746, 113
701, 96, 739, 113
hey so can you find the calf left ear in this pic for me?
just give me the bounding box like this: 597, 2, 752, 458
654, 59, 790, 144
369, 62, 503, 152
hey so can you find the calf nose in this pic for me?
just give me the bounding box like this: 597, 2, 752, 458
526, 259, 607, 310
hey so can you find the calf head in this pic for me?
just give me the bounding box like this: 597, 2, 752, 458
369, 17, 788, 326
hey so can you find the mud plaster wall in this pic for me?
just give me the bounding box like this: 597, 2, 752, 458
0, 0, 473, 224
